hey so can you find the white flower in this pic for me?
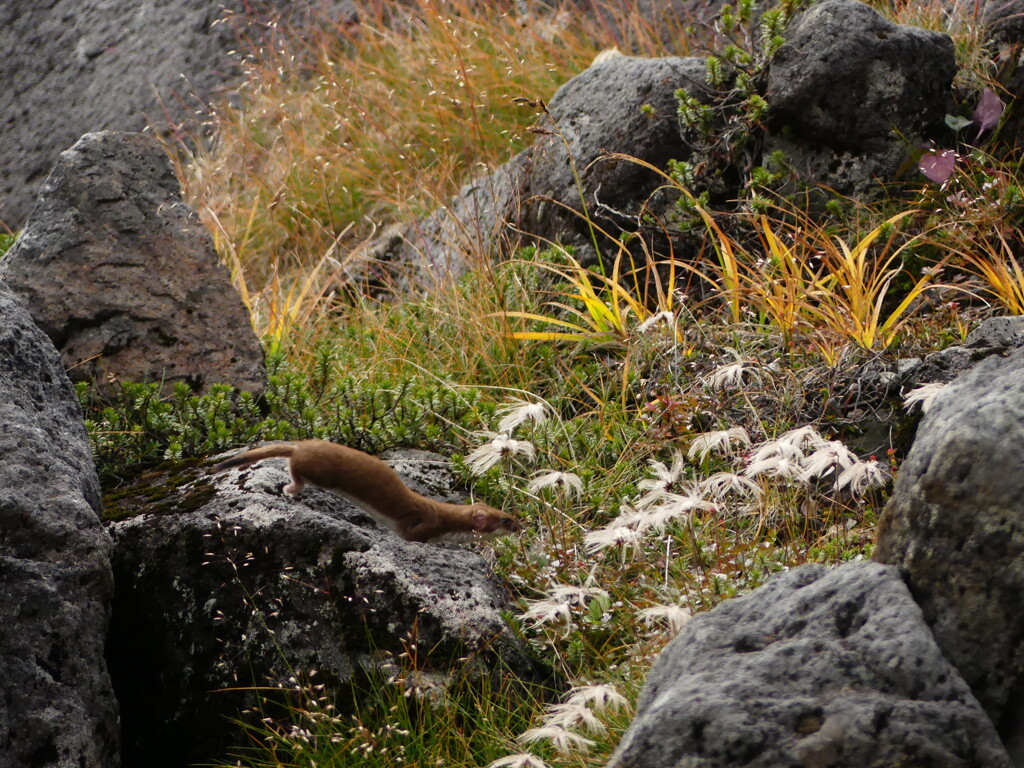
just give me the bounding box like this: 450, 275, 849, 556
699, 472, 763, 499
687, 427, 751, 462
637, 505, 684, 534
746, 437, 805, 465
635, 310, 675, 334
487, 754, 551, 768
638, 603, 692, 634
637, 452, 688, 506
564, 684, 630, 713
465, 432, 536, 474
584, 525, 644, 554
777, 425, 827, 451
522, 599, 572, 625
641, 493, 717, 532
497, 399, 550, 433
835, 458, 890, 495
519, 725, 595, 754
797, 441, 858, 483
744, 454, 804, 479
548, 584, 608, 605
527, 470, 584, 497
705, 360, 762, 390
542, 702, 606, 733
903, 382, 946, 413
639, 452, 686, 491
605, 506, 648, 529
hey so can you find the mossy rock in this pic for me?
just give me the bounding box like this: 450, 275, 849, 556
102, 457, 217, 521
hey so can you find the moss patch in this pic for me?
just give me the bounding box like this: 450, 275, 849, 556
102, 457, 218, 521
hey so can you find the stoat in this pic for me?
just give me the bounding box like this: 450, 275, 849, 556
211, 439, 520, 543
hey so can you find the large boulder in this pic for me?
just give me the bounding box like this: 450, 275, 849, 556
107, 449, 545, 768
0, 283, 120, 767
380, 2, 959, 282
0, 131, 267, 397
0, 0, 358, 230
764, 0, 956, 200
875, 345, 1024, 758
608, 562, 1011, 768
380, 54, 709, 280
521, 54, 709, 267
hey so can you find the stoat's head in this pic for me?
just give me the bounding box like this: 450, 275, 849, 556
469, 504, 521, 538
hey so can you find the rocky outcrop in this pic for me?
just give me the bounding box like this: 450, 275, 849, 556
764, 0, 956, 200
520, 54, 710, 267
0, 0, 360, 230
608, 562, 1011, 768
0, 131, 266, 397
380, 0, 957, 281
107, 449, 544, 768
876, 345, 1024, 759
382, 54, 709, 278
0, 284, 120, 767
898, 315, 1024, 390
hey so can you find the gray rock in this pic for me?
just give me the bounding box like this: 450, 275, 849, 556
964, 314, 1024, 349
0, 131, 266, 397
0, 283, 120, 767
373, 54, 709, 279
608, 562, 1010, 768
0, 0, 358, 230
378, 2, 960, 281
522, 55, 708, 266
764, 0, 955, 200
898, 345, 992, 389
897, 315, 1024, 390
107, 449, 544, 768
876, 345, 1024, 753
982, 0, 1024, 44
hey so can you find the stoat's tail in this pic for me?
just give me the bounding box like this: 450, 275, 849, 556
211, 442, 296, 473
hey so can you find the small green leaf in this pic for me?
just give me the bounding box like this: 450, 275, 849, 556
944, 114, 973, 132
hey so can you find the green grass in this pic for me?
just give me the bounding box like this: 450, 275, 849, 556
0, 232, 15, 258
80, 0, 1024, 765
81, 356, 494, 492
220, 664, 560, 768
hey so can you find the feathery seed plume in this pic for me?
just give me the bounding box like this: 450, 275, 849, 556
903, 382, 946, 413
528, 470, 584, 496
497, 399, 550, 433
466, 432, 536, 474
687, 427, 751, 462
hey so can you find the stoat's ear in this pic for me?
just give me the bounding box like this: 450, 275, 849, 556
470, 507, 491, 531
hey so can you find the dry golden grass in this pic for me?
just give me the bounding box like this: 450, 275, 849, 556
169, 0, 697, 344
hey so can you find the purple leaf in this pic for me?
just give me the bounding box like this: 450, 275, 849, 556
973, 88, 1004, 140
919, 149, 957, 184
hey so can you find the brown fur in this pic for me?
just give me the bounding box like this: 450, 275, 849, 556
211, 440, 519, 543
